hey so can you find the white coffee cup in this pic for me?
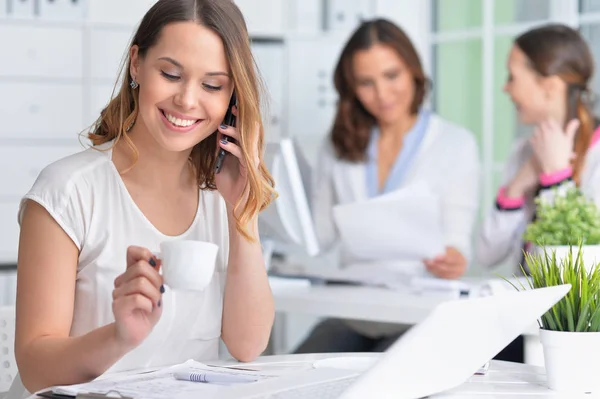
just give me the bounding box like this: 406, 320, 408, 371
154, 240, 219, 291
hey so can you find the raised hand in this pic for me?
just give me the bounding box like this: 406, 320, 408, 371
530, 118, 579, 174
215, 105, 260, 210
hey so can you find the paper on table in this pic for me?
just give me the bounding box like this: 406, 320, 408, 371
333, 183, 445, 262
49, 360, 275, 399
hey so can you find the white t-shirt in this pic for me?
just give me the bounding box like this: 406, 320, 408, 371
10, 141, 230, 397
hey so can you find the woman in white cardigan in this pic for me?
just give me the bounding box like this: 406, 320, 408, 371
477, 24, 600, 272
294, 19, 480, 353
477, 24, 600, 363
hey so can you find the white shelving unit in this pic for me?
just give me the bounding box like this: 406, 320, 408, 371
0, 0, 156, 265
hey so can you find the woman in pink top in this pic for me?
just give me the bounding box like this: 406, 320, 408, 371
477, 23, 600, 362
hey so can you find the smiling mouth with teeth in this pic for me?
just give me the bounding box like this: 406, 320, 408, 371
161, 110, 200, 127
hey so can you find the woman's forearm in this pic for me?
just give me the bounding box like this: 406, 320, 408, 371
17, 322, 131, 393
221, 211, 274, 362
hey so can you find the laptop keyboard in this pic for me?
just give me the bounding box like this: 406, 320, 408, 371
262, 376, 358, 399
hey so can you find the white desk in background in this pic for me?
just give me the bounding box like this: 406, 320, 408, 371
269, 277, 544, 364
271, 280, 452, 324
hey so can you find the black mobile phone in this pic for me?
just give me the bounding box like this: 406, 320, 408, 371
215, 92, 237, 174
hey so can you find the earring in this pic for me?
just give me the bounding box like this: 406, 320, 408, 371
130, 78, 139, 89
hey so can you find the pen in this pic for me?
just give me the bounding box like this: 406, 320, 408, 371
173, 371, 257, 384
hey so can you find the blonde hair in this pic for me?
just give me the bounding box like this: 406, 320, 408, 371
88, 0, 275, 241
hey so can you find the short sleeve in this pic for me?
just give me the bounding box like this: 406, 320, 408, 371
18, 163, 88, 250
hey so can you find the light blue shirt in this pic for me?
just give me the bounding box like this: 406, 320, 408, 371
366, 109, 431, 198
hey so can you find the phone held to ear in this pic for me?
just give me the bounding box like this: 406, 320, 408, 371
215, 92, 237, 174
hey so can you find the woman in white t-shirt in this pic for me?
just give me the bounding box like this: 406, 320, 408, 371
10, 0, 276, 396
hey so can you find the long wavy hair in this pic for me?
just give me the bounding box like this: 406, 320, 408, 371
515, 24, 596, 185
331, 18, 430, 161
87, 0, 276, 240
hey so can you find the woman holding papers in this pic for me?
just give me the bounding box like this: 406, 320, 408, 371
476, 24, 600, 363
295, 19, 480, 354
10, 0, 275, 396
478, 24, 600, 271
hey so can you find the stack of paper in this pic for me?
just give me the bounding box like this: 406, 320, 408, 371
332, 183, 445, 262
43, 360, 276, 399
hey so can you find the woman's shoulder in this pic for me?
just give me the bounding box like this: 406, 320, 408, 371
427, 113, 480, 157
39, 145, 110, 182
429, 113, 477, 144
26, 144, 114, 202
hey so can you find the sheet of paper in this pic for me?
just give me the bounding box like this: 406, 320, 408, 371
49, 360, 275, 399
333, 183, 445, 262
208, 360, 317, 377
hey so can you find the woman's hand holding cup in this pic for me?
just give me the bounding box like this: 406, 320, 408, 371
111, 246, 164, 350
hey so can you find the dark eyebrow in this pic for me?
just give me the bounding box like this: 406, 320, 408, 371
158, 57, 230, 77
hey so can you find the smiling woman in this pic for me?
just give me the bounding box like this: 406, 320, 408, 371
10, 1, 276, 397
295, 19, 481, 355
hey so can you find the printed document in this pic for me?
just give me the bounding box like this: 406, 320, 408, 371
46, 360, 275, 399
333, 183, 445, 261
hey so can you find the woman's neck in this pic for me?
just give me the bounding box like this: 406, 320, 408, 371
112, 124, 195, 191
378, 112, 418, 142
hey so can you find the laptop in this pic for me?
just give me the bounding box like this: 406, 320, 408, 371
223, 284, 570, 399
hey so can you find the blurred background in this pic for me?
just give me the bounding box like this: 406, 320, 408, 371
1, 0, 599, 349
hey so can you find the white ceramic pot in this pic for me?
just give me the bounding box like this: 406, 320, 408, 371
540, 329, 600, 393
532, 245, 600, 273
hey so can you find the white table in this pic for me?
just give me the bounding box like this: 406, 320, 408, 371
29, 354, 592, 398
210, 353, 593, 398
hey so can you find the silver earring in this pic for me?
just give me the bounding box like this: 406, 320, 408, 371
130, 78, 139, 89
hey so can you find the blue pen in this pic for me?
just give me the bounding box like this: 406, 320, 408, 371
173, 371, 257, 384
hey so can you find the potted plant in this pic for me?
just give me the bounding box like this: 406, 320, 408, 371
523, 185, 600, 271
510, 245, 600, 393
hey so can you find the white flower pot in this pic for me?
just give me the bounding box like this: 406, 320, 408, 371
532, 245, 600, 273
540, 329, 600, 393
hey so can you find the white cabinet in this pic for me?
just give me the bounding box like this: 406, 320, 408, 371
8, 0, 35, 18
88, 84, 118, 127
0, 83, 84, 139
0, 0, 7, 18
287, 0, 323, 36
326, 0, 373, 33
286, 36, 343, 163
252, 43, 285, 140
38, 0, 85, 21
0, 26, 83, 79
87, 0, 157, 26
89, 29, 132, 81
235, 0, 286, 38
0, 201, 19, 264
0, 146, 83, 199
